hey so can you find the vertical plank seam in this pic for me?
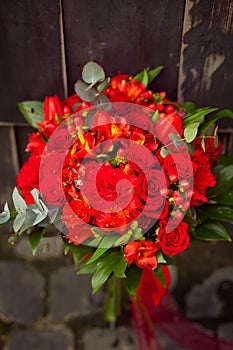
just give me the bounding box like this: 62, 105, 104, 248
59, 0, 68, 99
177, 0, 192, 103
11, 126, 20, 175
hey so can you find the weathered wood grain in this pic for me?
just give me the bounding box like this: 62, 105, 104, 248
0, 126, 19, 205
63, 0, 185, 101
0, 0, 64, 122
178, 0, 233, 120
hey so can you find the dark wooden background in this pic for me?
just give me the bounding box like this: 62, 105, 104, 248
0, 0, 233, 204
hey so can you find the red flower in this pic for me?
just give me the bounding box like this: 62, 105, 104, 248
194, 137, 222, 166
16, 153, 41, 204
191, 150, 216, 206
26, 132, 45, 155
162, 153, 193, 182
155, 111, 183, 144
124, 240, 160, 270
158, 221, 190, 256
44, 95, 63, 122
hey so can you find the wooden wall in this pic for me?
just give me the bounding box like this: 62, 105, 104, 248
0, 0, 232, 203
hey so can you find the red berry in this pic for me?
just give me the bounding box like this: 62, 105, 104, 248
169, 174, 178, 182
156, 104, 164, 112
148, 103, 156, 111
165, 105, 175, 114
172, 190, 184, 205
180, 180, 190, 190
173, 211, 183, 220
67, 124, 76, 134
160, 188, 170, 197
63, 105, 71, 114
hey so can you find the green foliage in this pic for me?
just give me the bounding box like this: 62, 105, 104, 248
153, 264, 167, 288
28, 228, 44, 256
195, 220, 231, 241
18, 101, 44, 129
198, 205, 233, 225
133, 66, 164, 87
179, 101, 196, 114
86, 235, 117, 264
82, 61, 105, 84
12, 187, 27, 212
184, 122, 199, 143
208, 165, 233, 196
0, 202, 10, 224
182, 107, 218, 127
124, 263, 142, 295
91, 251, 127, 293
75, 81, 97, 102
199, 109, 233, 134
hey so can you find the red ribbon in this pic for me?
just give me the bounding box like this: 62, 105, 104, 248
131, 266, 233, 350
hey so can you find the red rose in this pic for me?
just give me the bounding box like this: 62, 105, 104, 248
136, 170, 167, 218
40, 151, 63, 178
124, 240, 160, 270
16, 153, 40, 204
47, 128, 72, 153
125, 111, 154, 131
158, 221, 190, 256
162, 153, 193, 182
39, 175, 64, 206
194, 137, 222, 166
128, 142, 157, 170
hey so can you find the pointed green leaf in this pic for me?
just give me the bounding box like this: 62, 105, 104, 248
86, 235, 116, 264
208, 165, 233, 195
17, 101, 44, 129
124, 264, 142, 295
12, 187, 27, 212
77, 261, 97, 275
214, 190, 233, 205
199, 109, 233, 134
70, 244, 94, 266
153, 264, 167, 288
199, 205, 233, 224
184, 122, 199, 143
148, 66, 164, 84
13, 211, 26, 233
133, 67, 149, 83
0, 202, 10, 224
156, 250, 167, 264
82, 61, 105, 84
183, 108, 218, 127
195, 220, 231, 241
141, 69, 149, 87
29, 228, 44, 256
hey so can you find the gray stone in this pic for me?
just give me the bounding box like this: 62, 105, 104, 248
218, 323, 233, 346
185, 266, 233, 319
83, 327, 137, 350
5, 327, 74, 350
48, 266, 104, 323
0, 261, 45, 324
14, 235, 64, 260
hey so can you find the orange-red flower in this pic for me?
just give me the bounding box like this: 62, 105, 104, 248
124, 240, 160, 270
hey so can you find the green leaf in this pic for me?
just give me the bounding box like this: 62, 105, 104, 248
28, 229, 44, 256
124, 264, 142, 295
160, 148, 170, 158
18, 208, 38, 234
184, 122, 199, 143
86, 235, 116, 264
133, 67, 149, 84
199, 109, 233, 134
13, 211, 26, 233
208, 165, 233, 195
153, 264, 167, 288
156, 250, 167, 264
195, 220, 231, 241
141, 69, 149, 87
151, 110, 159, 123
17, 101, 44, 129
148, 66, 164, 84
12, 187, 27, 212
74, 80, 97, 102
0, 202, 10, 224
214, 190, 233, 205
97, 77, 111, 94
91, 251, 127, 293
71, 244, 94, 266
183, 108, 218, 127
114, 233, 131, 246
82, 61, 105, 84
180, 101, 196, 114
77, 261, 97, 275
199, 205, 233, 224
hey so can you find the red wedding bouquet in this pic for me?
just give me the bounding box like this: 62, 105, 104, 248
1, 63, 233, 338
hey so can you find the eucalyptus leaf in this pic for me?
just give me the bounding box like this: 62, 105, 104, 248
195, 220, 231, 241
19, 209, 38, 234
74, 80, 97, 102
31, 188, 43, 211
97, 77, 111, 94
184, 122, 199, 143
12, 187, 27, 212
0, 202, 10, 224
13, 211, 26, 233
82, 62, 105, 84
17, 101, 44, 129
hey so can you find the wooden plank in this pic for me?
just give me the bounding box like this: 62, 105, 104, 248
0, 126, 19, 205
63, 0, 185, 101
178, 0, 233, 124
0, 0, 64, 123
14, 126, 34, 166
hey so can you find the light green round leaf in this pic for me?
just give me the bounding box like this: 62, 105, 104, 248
74, 80, 97, 102
97, 77, 111, 94
184, 122, 199, 143
17, 101, 44, 129
82, 61, 105, 84
12, 187, 27, 212
13, 211, 26, 233
0, 202, 10, 224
